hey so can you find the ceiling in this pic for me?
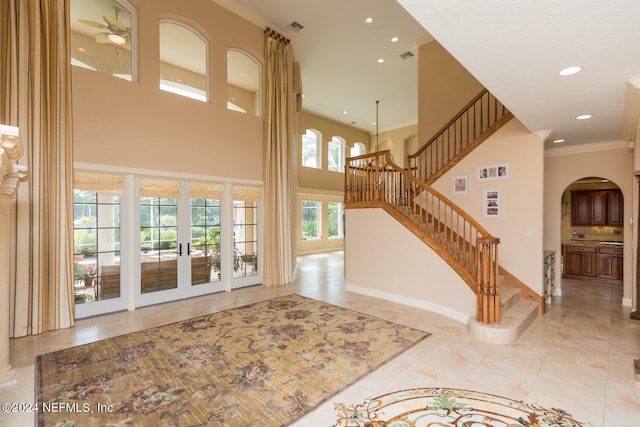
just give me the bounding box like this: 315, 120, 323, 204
217, 0, 640, 148
216, 0, 430, 135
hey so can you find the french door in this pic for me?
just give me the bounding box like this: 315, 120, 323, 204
137, 181, 226, 307
74, 176, 261, 318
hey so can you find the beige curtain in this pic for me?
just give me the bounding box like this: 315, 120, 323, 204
0, 0, 74, 336
262, 28, 297, 286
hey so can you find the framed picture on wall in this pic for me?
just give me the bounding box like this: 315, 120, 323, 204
483, 188, 502, 218
452, 175, 469, 195
477, 162, 510, 181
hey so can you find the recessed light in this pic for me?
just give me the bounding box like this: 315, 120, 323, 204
377, 58, 384, 63
343, 111, 348, 114
553, 139, 565, 144
391, 36, 399, 42
78, 47, 86, 53
559, 66, 582, 76
365, 17, 373, 24
576, 114, 592, 120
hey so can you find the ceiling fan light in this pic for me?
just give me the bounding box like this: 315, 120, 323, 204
108, 33, 126, 45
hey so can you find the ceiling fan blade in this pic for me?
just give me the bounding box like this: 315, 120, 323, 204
78, 19, 106, 29
94, 33, 111, 44
103, 15, 128, 33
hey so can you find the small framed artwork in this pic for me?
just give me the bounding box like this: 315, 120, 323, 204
477, 162, 510, 181
483, 188, 502, 218
452, 175, 468, 195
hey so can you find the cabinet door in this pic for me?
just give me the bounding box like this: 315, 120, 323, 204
591, 191, 608, 225
564, 251, 582, 275
614, 255, 623, 280
607, 190, 623, 226
571, 191, 591, 225
581, 252, 597, 276
597, 253, 617, 279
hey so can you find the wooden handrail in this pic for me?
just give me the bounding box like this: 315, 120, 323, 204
406, 89, 512, 184
345, 150, 502, 324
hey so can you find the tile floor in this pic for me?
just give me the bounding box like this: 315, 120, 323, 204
1, 251, 639, 426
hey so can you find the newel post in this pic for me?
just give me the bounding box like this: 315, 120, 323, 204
0, 125, 28, 387
476, 236, 500, 324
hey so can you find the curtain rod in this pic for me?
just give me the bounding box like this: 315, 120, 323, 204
265, 27, 290, 45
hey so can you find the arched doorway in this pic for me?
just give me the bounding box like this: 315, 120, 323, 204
560, 176, 623, 285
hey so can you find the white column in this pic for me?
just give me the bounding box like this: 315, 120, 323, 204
0, 125, 28, 387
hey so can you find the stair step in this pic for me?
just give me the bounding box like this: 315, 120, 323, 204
499, 284, 519, 312
468, 286, 538, 344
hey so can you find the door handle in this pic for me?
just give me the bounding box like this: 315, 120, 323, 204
178, 243, 183, 256
187, 243, 191, 255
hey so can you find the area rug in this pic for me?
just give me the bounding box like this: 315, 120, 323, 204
333, 387, 590, 426
36, 294, 430, 426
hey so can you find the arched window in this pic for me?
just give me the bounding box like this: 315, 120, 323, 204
227, 49, 261, 116
302, 129, 321, 169
328, 136, 346, 172
350, 142, 367, 157
159, 21, 208, 102
70, 0, 136, 81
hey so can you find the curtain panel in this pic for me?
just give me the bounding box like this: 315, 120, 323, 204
262, 28, 297, 286
1, 0, 74, 336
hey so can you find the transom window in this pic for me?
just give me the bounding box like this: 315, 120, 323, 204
328, 136, 346, 172
70, 0, 135, 81
302, 129, 321, 169
227, 49, 261, 116
159, 21, 208, 102
350, 142, 367, 157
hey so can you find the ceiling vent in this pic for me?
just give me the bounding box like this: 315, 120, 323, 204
400, 51, 414, 60
287, 21, 304, 32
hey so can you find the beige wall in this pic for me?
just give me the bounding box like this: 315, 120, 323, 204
374, 124, 418, 169
345, 208, 476, 323
72, 0, 264, 181
418, 41, 483, 144
431, 119, 545, 292
544, 143, 635, 305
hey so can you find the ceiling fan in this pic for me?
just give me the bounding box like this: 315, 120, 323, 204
78, 7, 130, 46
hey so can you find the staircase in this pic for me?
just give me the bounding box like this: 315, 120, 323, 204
344, 90, 543, 344
469, 281, 539, 344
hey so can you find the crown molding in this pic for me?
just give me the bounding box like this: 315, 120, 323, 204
544, 140, 628, 157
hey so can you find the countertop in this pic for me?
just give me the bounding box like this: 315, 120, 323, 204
563, 239, 623, 247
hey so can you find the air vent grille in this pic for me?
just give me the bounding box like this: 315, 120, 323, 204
287, 21, 304, 32
400, 51, 414, 60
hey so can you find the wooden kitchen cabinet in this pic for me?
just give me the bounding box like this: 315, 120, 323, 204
581, 251, 597, 276
571, 191, 592, 225
597, 246, 623, 281
571, 189, 623, 226
563, 244, 622, 283
607, 190, 623, 225
563, 245, 597, 277
590, 191, 608, 225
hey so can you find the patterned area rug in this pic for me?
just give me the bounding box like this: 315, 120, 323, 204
36, 294, 430, 426
333, 388, 590, 426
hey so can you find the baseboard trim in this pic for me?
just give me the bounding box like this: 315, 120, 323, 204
345, 283, 472, 325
